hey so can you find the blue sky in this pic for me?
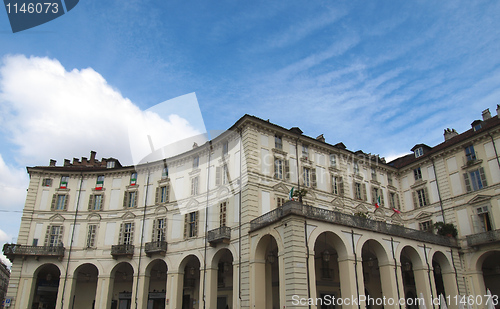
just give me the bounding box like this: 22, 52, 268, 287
1, 0, 500, 264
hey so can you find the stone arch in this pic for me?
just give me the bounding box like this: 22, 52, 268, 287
250, 230, 284, 262
30, 263, 62, 309
309, 228, 349, 261
109, 262, 135, 309
144, 259, 168, 308
71, 263, 99, 309
360, 239, 392, 308
253, 234, 281, 309
472, 250, 500, 297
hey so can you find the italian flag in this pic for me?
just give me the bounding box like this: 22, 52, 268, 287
96, 181, 103, 190
392, 208, 401, 214
289, 187, 294, 201
375, 196, 381, 208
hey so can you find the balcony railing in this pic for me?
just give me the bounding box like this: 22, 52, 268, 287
250, 201, 458, 247
111, 244, 134, 259
144, 241, 167, 256
466, 229, 500, 247
2, 244, 65, 261
207, 226, 231, 246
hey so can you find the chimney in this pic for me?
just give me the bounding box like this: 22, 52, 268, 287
81, 157, 88, 165
316, 134, 325, 143
64, 159, 70, 167
49, 159, 56, 167
73, 158, 80, 165
482, 108, 491, 120
444, 128, 458, 141
90, 151, 96, 162
497, 104, 500, 117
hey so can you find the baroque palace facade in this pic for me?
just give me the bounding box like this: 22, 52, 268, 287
3, 109, 500, 309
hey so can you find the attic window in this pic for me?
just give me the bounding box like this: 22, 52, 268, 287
414, 147, 424, 158
106, 161, 115, 169
474, 123, 482, 131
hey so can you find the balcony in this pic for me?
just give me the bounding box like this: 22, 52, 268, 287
111, 244, 134, 259
2, 244, 65, 261
250, 201, 458, 248
466, 229, 500, 247
207, 226, 231, 246
144, 241, 167, 257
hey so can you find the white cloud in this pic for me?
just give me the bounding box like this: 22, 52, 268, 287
0, 154, 28, 211
0, 55, 203, 167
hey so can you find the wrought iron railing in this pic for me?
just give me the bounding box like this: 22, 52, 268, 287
144, 241, 167, 255
250, 201, 458, 247
111, 244, 134, 257
2, 244, 65, 261
466, 229, 500, 247
207, 226, 231, 243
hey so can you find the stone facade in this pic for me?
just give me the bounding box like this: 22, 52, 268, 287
3, 110, 500, 309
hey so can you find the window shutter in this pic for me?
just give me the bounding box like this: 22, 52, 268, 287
311, 168, 317, 188
152, 219, 157, 241
396, 193, 400, 209
380, 189, 385, 206
412, 191, 418, 208
123, 192, 128, 208
339, 177, 344, 196
133, 192, 138, 208
130, 223, 135, 244
58, 226, 64, 246
155, 187, 159, 204
285, 160, 290, 180
463, 173, 471, 192
63, 195, 69, 210
118, 223, 123, 244
224, 164, 230, 183
423, 187, 430, 205
44, 225, 51, 246
352, 183, 356, 199
184, 214, 188, 238
88, 194, 94, 210
51, 194, 57, 210
101, 194, 105, 210
479, 167, 488, 187
371, 187, 376, 204
362, 183, 367, 201
216, 167, 221, 185
194, 212, 198, 237
273, 159, 278, 179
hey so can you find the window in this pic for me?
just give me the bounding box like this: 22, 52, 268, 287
152, 218, 166, 242
156, 185, 169, 204
277, 196, 287, 207
162, 166, 169, 179
88, 194, 104, 211
465, 145, 476, 162
60, 176, 69, 189
96, 175, 104, 190
106, 161, 115, 169
475, 206, 492, 232
474, 123, 482, 131
415, 147, 424, 158
414, 167, 422, 181
223, 141, 229, 156
371, 168, 377, 181
372, 187, 384, 206
42, 178, 52, 187
354, 182, 366, 201
330, 154, 336, 167
303, 167, 313, 187
220, 201, 227, 227
119, 222, 134, 245
274, 135, 282, 149
86, 224, 98, 248
191, 176, 199, 195
32, 238, 38, 246
332, 176, 344, 196
464, 167, 487, 192
387, 173, 393, 186
51, 194, 68, 211
123, 191, 138, 208
389, 192, 400, 209
413, 187, 429, 208
184, 211, 198, 238
216, 164, 230, 185
419, 220, 433, 232
302, 144, 309, 157
193, 156, 199, 169
130, 172, 137, 186
353, 162, 359, 175
45, 225, 63, 247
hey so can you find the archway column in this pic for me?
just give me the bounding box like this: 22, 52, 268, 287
441, 269, 459, 309
166, 270, 183, 309
338, 256, 364, 309
232, 261, 239, 309
61, 275, 77, 309
135, 273, 150, 309
250, 259, 266, 308
466, 270, 486, 303
17, 275, 36, 309
307, 248, 318, 309
55, 274, 66, 309
94, 275, 113, 309
413, 266, 433, 309
379, 261, 400, 309
204, 267, 218, 309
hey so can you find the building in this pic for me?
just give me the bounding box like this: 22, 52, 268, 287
0, 261, 10, 308
3, 109, 499, 309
